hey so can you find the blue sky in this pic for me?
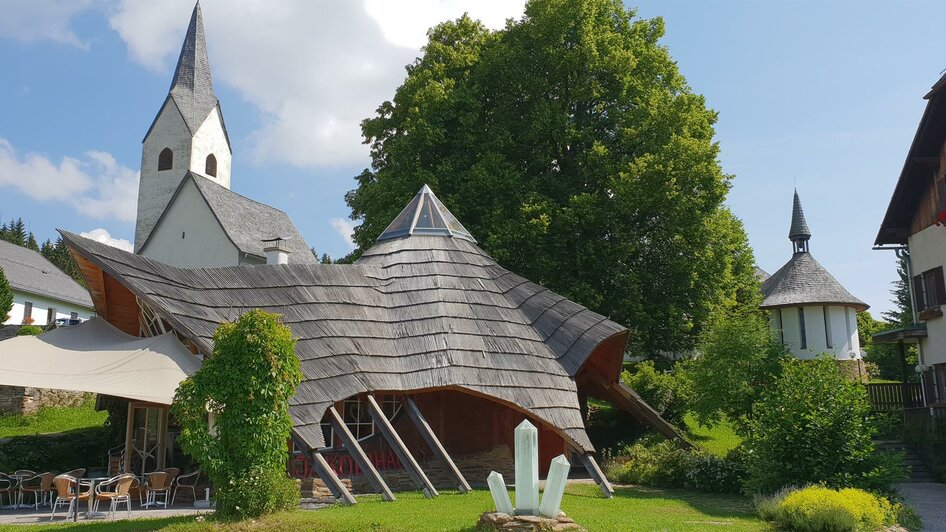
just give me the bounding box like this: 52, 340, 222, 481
0, 0, 941, 318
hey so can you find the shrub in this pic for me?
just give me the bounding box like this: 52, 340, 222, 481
621, 361, 691, 425
173, 310, 303, 520
0, 427, 110, 472
759, 485, 895, 532
685, 449, 746, 493
744, 357, 889, 494
17, 325, 42, 336
606, 436, 691, 488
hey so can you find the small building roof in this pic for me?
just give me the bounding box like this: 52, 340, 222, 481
760, 252, 868, 311
140, 172, 317, 263
0, 239, 92, 308
377, 185, 476, 242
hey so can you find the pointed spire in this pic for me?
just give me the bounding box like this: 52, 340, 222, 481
169, 2, 218, 133
789, 189, 811, 253
377, 185, 476, 242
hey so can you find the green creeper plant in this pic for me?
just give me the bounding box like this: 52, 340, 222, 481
172, 309, 302, 519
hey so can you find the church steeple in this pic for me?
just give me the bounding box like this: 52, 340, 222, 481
169, 2, 218, 135
789, 189, 811, 254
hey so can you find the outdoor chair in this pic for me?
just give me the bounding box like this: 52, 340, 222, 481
20, 472, 55, 509
0, 474, 15, 509
142, 471, 171, 508
92, 474, 135, 518
171, 470, 200, 506
49, 475, 90, 521
62, 469, 87, 488
11, 470, 35, 508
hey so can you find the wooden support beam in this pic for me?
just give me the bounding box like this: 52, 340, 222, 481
405, 397, 471, 493
310, 451, 357, 505
365, 395, 438, 498
327, 406, 396, 502
580, 453, 614, 498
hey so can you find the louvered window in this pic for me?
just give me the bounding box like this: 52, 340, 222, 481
914, 267, 946, 312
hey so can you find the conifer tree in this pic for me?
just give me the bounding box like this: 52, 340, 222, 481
0, 266, 13, 323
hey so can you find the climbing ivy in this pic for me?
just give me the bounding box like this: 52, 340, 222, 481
172, 309, 302, 519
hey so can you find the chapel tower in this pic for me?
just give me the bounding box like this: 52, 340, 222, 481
135, 2, 231, 251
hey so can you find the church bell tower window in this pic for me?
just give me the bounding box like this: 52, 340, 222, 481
205, 154, 217, 177
158, 148, 173, 171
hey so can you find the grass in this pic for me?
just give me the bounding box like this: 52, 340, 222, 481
0, 399, 107, 438
683, 413, 742, 456
8, 484, 771, 531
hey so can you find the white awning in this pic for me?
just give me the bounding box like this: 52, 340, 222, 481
0, 318, 201, 404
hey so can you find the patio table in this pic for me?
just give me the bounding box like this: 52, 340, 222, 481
10, 473, 32, 510
76, 476, 110, 521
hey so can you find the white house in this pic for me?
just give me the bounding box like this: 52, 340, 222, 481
875, 70, 946, 407
134, 3, 315, 268
761, 191, 868, 360
0, 240, 94, 326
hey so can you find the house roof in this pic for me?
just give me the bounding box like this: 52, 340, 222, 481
760, 251, 868, 311
876, 73, 946, 245
378, 184, 476, 242
139, 172, 317, 264
60, 216, 631, 452
0, 240, 92, 308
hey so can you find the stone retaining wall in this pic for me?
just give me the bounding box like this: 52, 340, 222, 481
0, 386, 91, 415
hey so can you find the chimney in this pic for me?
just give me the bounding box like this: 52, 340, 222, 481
262, 236, 291, 265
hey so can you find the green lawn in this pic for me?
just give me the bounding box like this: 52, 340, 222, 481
11, 484, 770, 531
0, 400, 106, 438
683, 413, 742, 456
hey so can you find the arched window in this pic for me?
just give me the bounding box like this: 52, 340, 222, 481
158, 148, 173, 171
205, 154, 217, 177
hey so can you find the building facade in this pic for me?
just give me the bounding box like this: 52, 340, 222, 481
762, 191, 867, 360
0, 240, 93, 327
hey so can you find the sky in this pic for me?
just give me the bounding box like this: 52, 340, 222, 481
0, 0, 942, 318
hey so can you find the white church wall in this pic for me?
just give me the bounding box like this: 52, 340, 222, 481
827, 305, 853, 356
139, 178, 239, 267
137, 99, 192, 251
4, 291, 93, 326
769, 305, 861, 360
909, 224, 946, 368
190, 107, 231, 188
803, 306, 828, 358
779, 307, 801, 353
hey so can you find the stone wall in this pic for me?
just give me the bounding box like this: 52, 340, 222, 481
0, 386, 91, 415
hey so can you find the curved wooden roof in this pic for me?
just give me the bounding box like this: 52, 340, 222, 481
60, 228, 628, 452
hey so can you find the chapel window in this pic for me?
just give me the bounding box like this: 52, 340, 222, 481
205, 154, 217, 177
158, 148, 173, 171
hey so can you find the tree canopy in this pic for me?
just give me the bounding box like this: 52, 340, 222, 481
346, 0, 757, 357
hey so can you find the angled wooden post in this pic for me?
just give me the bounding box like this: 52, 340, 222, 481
580, 452, 614, 498
365, 395, 438, 498
310, 451, 357, 505
405, 397, 472, 493
327, 405, 396, 501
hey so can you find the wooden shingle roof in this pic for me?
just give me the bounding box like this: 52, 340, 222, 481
60, 228, 628, 453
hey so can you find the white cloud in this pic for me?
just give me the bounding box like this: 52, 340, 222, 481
0, 0, 95, 49
330, 218, 357, 249
79, 228, 134, 252
108, 0, 526, 168
0, 138, 139, 223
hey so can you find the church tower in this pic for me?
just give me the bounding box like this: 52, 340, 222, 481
135, 2, 232, 251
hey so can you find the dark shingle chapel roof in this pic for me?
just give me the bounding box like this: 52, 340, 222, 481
761, 191, 867, 311
0, 240, 92, 308
140, 172, 316, 263
59, 187, 631, 453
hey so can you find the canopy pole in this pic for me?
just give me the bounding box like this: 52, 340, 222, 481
366, 395, 438, 498
405, 397, 471, 493
122, 402, 134, 473
327, 406, 395, 501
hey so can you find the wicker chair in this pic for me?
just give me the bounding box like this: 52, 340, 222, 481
0, 474, 15, 508
171, 470, 200, 505
92, 474, 136, 518
20, 472, 55, 509
49, 475, 90, 521
143, 471, 171, 508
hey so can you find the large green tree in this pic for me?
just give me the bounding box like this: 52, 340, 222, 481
346, 0, 756, 357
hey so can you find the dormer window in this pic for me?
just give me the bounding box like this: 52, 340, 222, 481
205, 154, 217, 177
158, 148, 173, 171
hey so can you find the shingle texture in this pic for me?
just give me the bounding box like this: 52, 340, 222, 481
760, 252, 867, 310
0, 240, 92, 308
189, 173, 316, 263
168, 3, 220, 136
789, 190, 811, 240
61, 227, 629, 453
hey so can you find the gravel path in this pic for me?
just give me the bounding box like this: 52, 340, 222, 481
899, 482, 946, 531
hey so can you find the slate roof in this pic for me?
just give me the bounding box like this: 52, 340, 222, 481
0, 240, 92, 308
147, 172, 317, 264
760, 252, 867, 311
57, 186, 655, 453
789, 189, 811, 240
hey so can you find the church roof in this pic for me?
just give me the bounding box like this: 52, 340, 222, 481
789, 189, 811, 240
0, 240, 92, 308
377, 185, 475, 242
760, 252, 867, 311
140, 172, 316, 264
